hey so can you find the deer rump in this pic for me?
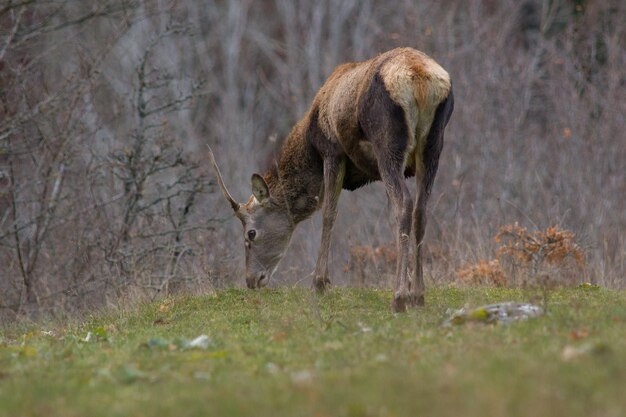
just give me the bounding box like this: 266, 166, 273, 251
305, 47, 454, 191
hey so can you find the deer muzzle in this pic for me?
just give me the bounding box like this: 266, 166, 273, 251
246, 272, 268, 289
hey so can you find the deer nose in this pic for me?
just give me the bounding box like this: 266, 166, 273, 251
246, 273, 266, 289
246, 276, 257, 289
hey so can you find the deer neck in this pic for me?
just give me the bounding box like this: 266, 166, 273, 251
264, 119, 324, 224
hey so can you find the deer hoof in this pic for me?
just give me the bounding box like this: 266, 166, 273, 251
392, 293, 409, 313
313, 277, 331, 293
393, 293, 424, 312
415, 294, 425, 307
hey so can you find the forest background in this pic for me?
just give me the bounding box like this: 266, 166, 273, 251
0, 0, 624, 321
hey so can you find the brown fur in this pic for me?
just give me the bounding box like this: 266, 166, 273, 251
211, 47, 453, 311
262, 48, 450, 206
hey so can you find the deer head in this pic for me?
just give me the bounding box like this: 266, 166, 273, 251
208, 147, 294, 289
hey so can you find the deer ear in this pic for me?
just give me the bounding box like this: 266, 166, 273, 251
251, 174, 270, 204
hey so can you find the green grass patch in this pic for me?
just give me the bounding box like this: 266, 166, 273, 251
1, 287, 625, 417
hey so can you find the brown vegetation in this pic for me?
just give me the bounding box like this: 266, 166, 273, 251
345, 242, 397, 287
456, 259, 509, 287
495, 223, 586, 286
1, 0, 624, 321
455, 224, 586, 287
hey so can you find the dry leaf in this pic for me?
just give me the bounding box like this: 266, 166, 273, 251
569, 329, 590, 341
270, 332, 288, 341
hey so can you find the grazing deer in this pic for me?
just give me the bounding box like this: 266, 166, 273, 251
208, 47, 453, 312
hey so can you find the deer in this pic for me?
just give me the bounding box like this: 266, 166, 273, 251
208, 47, 454, 312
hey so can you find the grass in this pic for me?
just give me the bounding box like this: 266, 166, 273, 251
1, 286, 626, 417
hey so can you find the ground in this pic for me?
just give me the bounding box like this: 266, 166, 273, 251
1, 287, 625, 417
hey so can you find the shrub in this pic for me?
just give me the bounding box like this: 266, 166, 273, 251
455, 224, 586, 288
456, 259, 509, 287
495, 223, 585, 286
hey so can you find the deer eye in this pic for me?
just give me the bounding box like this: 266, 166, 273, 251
247, 229, 257, 241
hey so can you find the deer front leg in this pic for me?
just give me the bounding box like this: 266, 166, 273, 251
313, 157, 345, 293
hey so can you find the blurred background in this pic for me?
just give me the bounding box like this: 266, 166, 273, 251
1, 0, 624, 320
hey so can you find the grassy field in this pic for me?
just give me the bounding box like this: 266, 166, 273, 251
1, 287, 625, 417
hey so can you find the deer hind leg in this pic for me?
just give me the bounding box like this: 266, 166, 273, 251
412, 156, 441, 307
412, 88, 454, 306
313, 156, 345, 293
379, 162, 414, 312
358, 72, 418, 312
412, 148, 443, 306
412, 175, 429, 307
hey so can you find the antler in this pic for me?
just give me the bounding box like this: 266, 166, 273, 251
207, 145, 241, 213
